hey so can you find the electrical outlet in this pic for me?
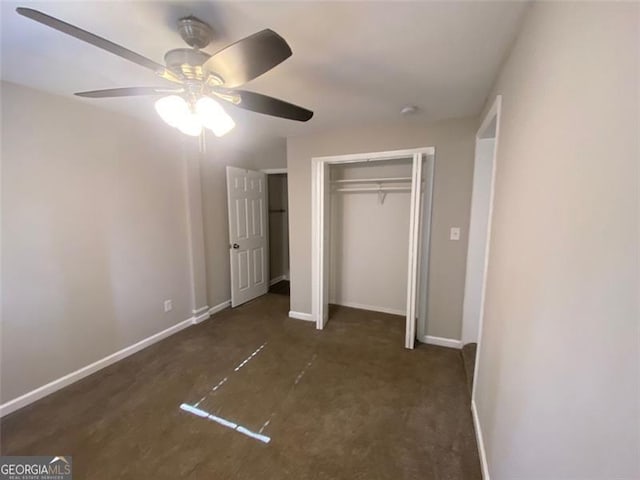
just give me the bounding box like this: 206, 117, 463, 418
164, 300, 173, 313
450, 227, 461, 241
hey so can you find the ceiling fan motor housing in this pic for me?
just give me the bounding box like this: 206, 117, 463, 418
178, 16, 213, 49
164, 48, 219, 84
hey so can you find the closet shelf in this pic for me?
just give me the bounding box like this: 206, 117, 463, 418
331, 176, 412, 184
331, 177, 419, 205
333, 183, 413, 205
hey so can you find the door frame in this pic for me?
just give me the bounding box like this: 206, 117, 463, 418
311, 147, 435, 349
470, 95, 502, 398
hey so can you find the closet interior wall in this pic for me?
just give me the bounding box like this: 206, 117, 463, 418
329, 158, 413, 316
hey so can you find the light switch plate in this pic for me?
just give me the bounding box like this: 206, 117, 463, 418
164, 300, 173, 313
450, 227, 460, 241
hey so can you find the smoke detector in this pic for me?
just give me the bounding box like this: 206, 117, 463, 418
401, 105, 419, 115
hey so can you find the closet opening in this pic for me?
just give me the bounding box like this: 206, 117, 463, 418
267, 172, 290, 296
311, 147, 435, 349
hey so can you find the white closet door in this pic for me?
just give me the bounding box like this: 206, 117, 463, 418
416, 154, 436, 342
405, 153, 423, 349
226, 166, 269, 307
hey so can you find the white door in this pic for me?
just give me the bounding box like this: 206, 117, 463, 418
226, 166, 269, 307
404, 152, 423, 349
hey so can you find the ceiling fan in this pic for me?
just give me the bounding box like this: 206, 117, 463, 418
16, 7, 314, 137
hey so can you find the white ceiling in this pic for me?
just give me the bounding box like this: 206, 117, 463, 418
1, 1, 528, 149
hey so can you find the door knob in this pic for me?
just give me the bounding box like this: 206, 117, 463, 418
232, 243, 240, 249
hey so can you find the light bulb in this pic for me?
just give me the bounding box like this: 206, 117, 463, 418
177, 112, 203, 137
155, 95, 189, 128
195, 96, 235, 137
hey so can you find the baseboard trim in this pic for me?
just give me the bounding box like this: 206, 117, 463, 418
288, 311, 314, 322
192, 305, 210, 315
0, 316, 196, 417
283, 273, 290, 281
209, 299, 231, 316
419, 335, 463, 349
269, 275, 286, 286
471, 400, 490, 479
192, 311, 210, 324
329, 300, 405, 317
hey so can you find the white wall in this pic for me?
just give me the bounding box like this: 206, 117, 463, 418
287, 117, 476, 339
0, 80, 288, 406
259, 138, 287, 169
462, 138, 495, 344
1, 81, 192, 403
329, 160, 412, 315
473, 2, 639, 478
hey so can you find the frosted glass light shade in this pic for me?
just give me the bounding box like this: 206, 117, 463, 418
195, 97, 235, 137
177, 111, 203, 137
154, 95, 189, 128
155, 95, 234, 137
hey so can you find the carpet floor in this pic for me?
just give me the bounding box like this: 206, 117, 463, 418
0, 294, 481, 479
269, 280, 290, 296
461, 343, 478, 395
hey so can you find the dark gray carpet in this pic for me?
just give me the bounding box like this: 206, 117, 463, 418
461, 343, 478, 395
269, 280, 290, 296
1, 294, 481, 479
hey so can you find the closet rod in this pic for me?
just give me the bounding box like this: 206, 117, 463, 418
334, 186, 411, 192
331, 176, 412, 184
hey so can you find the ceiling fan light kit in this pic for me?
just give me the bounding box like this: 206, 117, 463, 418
154, 95, 235, 137
15, 7, 313, 137
195, 97, 235, 137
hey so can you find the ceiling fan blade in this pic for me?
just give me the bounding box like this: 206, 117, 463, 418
75, 87, 184, 98
225, 90, 313, 122
203, 29, 292, 88
16, 8, 180, 83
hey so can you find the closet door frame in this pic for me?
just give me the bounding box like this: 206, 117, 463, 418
311, 147, 435, 349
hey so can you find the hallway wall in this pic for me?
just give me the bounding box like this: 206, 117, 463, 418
473, 3, 639, 478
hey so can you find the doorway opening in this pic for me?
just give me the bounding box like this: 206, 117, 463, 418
225, 166, 290, 308
460, 95, 502, 394
267, 172, 290, 296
